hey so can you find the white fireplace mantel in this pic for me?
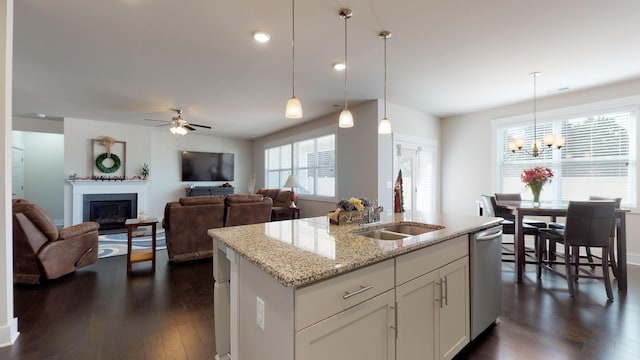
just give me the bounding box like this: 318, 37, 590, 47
68, 180, 149, 225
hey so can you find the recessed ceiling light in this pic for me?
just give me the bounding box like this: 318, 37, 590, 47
333, 63, 346, 71
253, 31, 271, 43
36, 113, 46, 118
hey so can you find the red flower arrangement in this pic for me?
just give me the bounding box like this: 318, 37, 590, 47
521, 166, 554, 185
521, 166, 553, 204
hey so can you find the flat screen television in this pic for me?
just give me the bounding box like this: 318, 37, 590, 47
181, 151, 234, 181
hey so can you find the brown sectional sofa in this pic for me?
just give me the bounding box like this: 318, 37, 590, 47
163, 194, 273, 263
163, 195, 225, 263
225, 194, 273, 226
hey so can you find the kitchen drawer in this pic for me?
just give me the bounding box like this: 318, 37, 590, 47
396, 235, 468, 286
295, 259, 394, 331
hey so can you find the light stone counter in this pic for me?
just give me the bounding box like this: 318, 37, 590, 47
208, 212, 501, 288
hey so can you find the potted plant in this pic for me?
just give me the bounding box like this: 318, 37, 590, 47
141, 163, 150, 180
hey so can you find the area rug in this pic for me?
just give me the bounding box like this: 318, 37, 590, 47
98, 228, 166, 259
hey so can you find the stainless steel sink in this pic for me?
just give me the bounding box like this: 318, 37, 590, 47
381, 223, 444, 235
353, 222, 445, 240
356, 229, 408, 240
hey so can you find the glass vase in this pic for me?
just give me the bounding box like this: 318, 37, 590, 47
529, 181, 544, 206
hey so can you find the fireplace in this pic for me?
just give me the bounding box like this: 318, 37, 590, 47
68, 180, 149, 229
83, 193, 138, 234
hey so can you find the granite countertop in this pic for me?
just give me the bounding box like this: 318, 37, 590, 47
208, 212, 502, 288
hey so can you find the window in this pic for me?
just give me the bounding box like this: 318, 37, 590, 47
497, 108, 636, 207
265, 133, 336, 197
265, 144, 291, 192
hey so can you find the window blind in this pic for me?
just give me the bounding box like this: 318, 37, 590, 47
498, 109, 636, 206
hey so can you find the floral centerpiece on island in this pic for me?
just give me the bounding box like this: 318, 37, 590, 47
521, 166, 553, 205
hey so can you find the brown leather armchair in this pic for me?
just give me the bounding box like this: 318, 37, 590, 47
163, 195, 225, 262
256, 188, 292, 208
12, 199, 99, 284
225, 194, 273, 226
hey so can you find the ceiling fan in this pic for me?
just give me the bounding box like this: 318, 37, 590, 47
145, 108, 212, 135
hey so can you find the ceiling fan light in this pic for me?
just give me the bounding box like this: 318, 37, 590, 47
169, 126, 178, 135
285, 96, 303, 118
177, 127, 188, 136
339, 109, 354, 128
378, 117, 392, 134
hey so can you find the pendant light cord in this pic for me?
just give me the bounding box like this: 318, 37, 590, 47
532, 72, 538, 143
292, 0, 296, 97
383, 34, 387, 118
343, 13, 348, 109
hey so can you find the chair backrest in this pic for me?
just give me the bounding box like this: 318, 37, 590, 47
480, 195, 496, 217
564, 200, 616, 248
494, 193, 522, 201
225, 194, 273, 226
480, 194, 515, 221
588, 196, 622, 238
588, 196, 622, 208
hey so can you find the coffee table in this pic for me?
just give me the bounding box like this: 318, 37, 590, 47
125, 218, 158, 273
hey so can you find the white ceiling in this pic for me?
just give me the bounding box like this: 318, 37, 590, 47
12, 0, 640, 139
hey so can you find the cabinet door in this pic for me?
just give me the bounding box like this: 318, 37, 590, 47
296, 290, 395, 360
396, 270, 439, 360
439, 256, 470, 360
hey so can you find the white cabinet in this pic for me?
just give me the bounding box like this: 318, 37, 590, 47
396, 236, 470, 360
296, 290, 396, 360
295, 259, 396, 360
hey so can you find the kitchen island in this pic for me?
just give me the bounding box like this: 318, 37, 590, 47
209, 212, 502, 360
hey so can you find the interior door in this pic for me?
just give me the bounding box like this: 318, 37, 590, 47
12, 146, 24, 199
396, 140, 436, 213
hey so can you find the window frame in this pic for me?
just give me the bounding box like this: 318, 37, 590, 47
264, 126, 337, 201
493, 98, 638, 209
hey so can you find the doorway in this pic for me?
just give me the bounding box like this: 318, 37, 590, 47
394, 134, 437, 214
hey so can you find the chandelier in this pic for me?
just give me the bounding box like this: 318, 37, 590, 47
508, 72, 565, 157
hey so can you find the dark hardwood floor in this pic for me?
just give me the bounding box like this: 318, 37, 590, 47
1, 250, 639, 359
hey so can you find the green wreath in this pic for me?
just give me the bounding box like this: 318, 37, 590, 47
95, 153, 121, 173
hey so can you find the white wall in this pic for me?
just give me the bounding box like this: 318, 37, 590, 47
441, 77, 640, 264
21, 132, 64, 223
252, 100, 440, 218
63, 117, 252, 224
0, 0, 17, 347
148, 128, 252, 218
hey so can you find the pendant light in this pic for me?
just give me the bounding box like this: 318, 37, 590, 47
378, 31, 392, 134
285, 0, 303, 119
508, 72, 565, 156
338, 8, 354, 128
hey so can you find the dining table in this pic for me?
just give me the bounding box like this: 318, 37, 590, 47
495, 200, 629, 291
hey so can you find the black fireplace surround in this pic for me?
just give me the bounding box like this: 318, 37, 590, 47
83, 193, 137, 234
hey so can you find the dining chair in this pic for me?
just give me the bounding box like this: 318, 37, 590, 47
537, 200, 617, 300
494, 193, 548, 228
547, 196, 621, 277
480, 195, 540, 262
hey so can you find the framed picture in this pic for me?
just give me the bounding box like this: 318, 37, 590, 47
92, 138, 126, 177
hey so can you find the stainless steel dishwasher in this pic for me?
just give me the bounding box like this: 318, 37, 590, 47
470, 225, 503, 340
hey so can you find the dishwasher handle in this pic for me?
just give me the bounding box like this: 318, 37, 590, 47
475, 227, 503, 241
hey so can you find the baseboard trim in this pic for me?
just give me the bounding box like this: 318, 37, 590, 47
626, 253, 640, 266
0, 317, 19, 348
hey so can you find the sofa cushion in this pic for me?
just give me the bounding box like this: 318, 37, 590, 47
226, 194, 264, 203
274, 190, 292, 207
257, 188, 279, 200
179, 195, 225, 206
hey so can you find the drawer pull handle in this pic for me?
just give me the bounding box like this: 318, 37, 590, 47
343, 285, 373, 299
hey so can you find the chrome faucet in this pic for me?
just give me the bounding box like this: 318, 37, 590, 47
366, 205, 384, 223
